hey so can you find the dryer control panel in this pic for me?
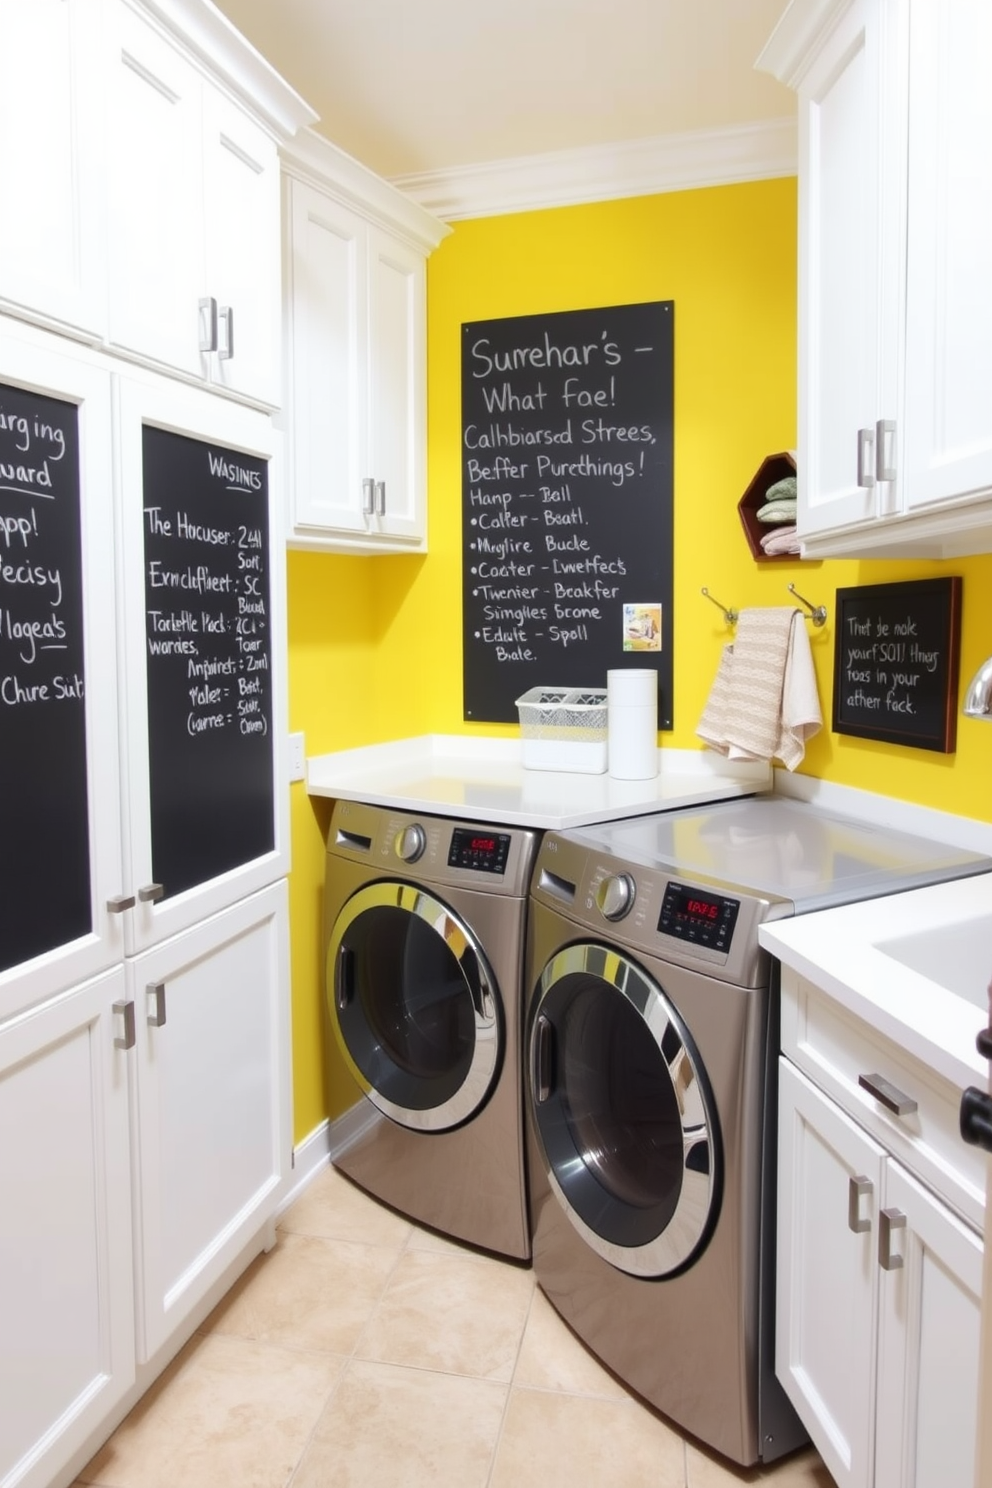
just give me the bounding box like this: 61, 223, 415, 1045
658, 882, 740, 954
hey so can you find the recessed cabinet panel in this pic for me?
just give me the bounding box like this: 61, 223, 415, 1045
0, 0, 107, 337
367, 228, 425, 541
799, 0, 885, 538
203, 89, 282, 407
107, 2, 205, 378
902, 0, 992, 512
129, 882, 289, 1362
0, 969, 134, 1488
286, 179, 367, 535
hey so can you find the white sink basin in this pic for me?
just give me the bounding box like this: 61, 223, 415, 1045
876, 913, 992, 1013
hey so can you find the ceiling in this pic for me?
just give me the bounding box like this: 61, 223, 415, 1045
210, 0, 796, 186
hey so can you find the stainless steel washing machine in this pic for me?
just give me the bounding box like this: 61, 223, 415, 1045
324, 798, 539, 1259
524, 797, 992, 1465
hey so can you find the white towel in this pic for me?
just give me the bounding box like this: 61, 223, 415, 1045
696, 606, 822, 770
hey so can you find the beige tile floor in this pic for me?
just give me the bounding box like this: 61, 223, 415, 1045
76, 1165, 837, 1488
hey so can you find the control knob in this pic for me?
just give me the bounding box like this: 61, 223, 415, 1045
395, 824, 426, 863
596, 872, 635, 921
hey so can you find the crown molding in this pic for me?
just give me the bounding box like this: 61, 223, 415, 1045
388, 117, 797, 221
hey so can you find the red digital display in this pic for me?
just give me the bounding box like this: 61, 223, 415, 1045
471, 836, 497, 853
685, 897, 719, 921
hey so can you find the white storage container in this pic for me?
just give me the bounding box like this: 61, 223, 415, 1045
515, 687, 608, 773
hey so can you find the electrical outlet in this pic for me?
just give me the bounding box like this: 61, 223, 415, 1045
288, 732, 306, 783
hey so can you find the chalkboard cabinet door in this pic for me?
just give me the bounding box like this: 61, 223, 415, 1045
0, 326, 128, 1021
106, 1, 282, 407
761, 0, 992, 559
0, 967, 136, 1488
127, 881, 290, 1362
0, 0, 108, 339
116, 372, 289, 956
282, 137, 445, 552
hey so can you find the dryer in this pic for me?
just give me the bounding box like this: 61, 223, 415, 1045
524, 797, 992, 1465
324, 798, 538, 1259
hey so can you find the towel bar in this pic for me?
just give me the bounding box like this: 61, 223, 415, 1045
700, 586, 828, 628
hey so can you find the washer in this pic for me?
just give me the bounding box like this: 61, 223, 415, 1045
524, 796, 992, 1466
324, 798, 539, 1259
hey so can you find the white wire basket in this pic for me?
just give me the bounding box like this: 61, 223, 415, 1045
515, 686, 608, 773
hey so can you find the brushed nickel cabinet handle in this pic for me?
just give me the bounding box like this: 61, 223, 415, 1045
879, 1207, 906, 1271
857, 427, 876, 488
199, 295, 218, 352
362, 477, 375, 515
106, 894, 135, 914
848, 1174, 872, 1234
137, 883, 164, 904
875, 418, 896, 482
375, 479, 386, 515
218, 304, 234, 360
147, 982, 167, 1028
113, 999, 135, 1051
859, 1072, 918, 1117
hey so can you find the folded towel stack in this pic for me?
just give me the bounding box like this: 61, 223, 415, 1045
760, 525, 802, 556
756, 475, 797, 525
696, 606, 822, 770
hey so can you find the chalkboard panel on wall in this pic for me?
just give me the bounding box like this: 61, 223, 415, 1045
833, 577, 962, 752
461, 303, 674, 726
0, 380, 90, 973
142, 427, 274, 899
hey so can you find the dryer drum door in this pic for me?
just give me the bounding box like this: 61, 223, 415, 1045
327, 880, 502, 1133
529, 943, 721, 1278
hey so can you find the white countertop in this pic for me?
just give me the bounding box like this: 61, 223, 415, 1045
306, 735, 772, 829
760, 873, 992, 1090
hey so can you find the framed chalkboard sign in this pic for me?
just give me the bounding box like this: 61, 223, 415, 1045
142, 426, 275, 899
0, 380, 90, 973
460, 302, 674, 727
833, 577, 962, 752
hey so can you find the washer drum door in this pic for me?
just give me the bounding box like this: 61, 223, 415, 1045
327, 880, 503, 1133
528, 942, 722, 1278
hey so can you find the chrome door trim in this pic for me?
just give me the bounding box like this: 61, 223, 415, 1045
530, 942, 720, 1277
327, 879, 501, 1132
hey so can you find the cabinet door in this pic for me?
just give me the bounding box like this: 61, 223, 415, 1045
366, 226, 427, 543
107, 1, 205, 379
0, 969, 134, 1488
203, 88, 282, 408
284, 178, 369, 539
128, 881, 290, 1362
776, 1059, 883, 1488
115, 373, 289, 954
797, 0, 890, 539
874, 1161, 983, 1488
901, 0, 992, 514
0, 0, 107, 339
0, 325, 125, 1020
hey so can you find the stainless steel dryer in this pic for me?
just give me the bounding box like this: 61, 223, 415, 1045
524, 797, 992, 1465
324, 798, 539, 1259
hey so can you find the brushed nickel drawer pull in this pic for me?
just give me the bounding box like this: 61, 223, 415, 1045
859, 1072, 918, 1117
848, 1174, 872, 1234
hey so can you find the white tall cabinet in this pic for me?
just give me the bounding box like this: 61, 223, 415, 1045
759, 0, 992, 558
0, 5, 314, 1488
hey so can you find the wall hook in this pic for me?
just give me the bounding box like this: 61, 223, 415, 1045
701, 587, 738, 625
787, 583, 828, 627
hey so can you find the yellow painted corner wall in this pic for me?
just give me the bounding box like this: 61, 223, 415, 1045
285, 176, 992, 1143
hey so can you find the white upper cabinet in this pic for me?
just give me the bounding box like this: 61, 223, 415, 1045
106, 1, 285, 406
281, 129, 449, 552
0, 0, 314, 408
0, 0, 108, 339
759, 0, 992, 558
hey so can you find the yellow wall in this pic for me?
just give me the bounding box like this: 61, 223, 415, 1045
286, 176, 992, 1143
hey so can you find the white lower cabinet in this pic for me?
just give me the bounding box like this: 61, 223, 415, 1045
0, 882, 290, 1488
776, 980, 984, 1488
0, 969, 134, 1488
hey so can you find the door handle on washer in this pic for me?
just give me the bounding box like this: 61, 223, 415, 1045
534, 1014, 554, 1103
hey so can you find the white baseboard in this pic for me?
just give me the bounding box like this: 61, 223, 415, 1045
276, 1120, 333, 1217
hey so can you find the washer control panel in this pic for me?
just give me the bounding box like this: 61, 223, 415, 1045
447, 827, 511, 875
658, 881, 740, 955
